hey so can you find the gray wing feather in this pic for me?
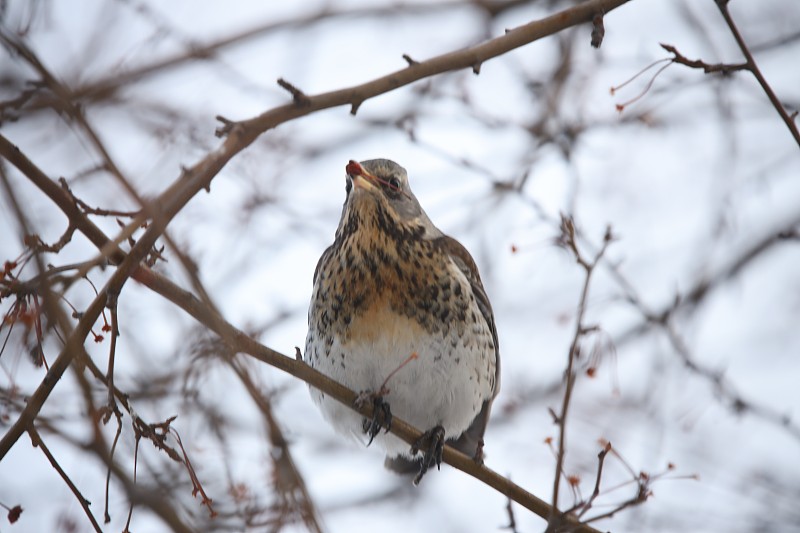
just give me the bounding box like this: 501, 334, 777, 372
434, 235, 500, 397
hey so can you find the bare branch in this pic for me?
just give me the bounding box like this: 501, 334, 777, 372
548, 217, 613, 531
218, 0, 631, 135
28, 426, 103, 532
660, 43, 748, 74
714, 0, 800, 145
277, 78, 311, 107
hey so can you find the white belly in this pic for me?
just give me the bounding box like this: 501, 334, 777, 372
306, 305, 492, 458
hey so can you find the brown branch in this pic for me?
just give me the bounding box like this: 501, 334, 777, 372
660, 43, 748, 74
402, 54, 420, 66
548, 218, 612, 531
503, 496, 520, 533
574, 441, 612, 519
26, 223, 77, 254
714, 0, 800, 147
0, 136, 195, 461
33, 416, 195, 533
59, 177, 141, 218
591, 12, 605, 48
0, 30, 144, 204
504, 182, 800, 444
167, 426, 217, 518
219, 0, 631, 131
105, 289, 120, 408
0, 3, 465, 113
661, 2, 800, 147
277, 78, 311, 107
0, 137, 128, 265
0, 158, 190, 530
28, 425, 103, 532
103, 407, 123, 524
124, 435, 139, 533
0, 276, 188, 532
0, 283, 108, 458
74, 355, 198, 530
155, 225, 324, 529
580, 450, 668, 526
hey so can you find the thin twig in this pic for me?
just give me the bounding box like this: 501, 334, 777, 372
503, 496, 520, 532
660, 43, 748, 74
713, 0, 800, 147
105, 289, 120, 408
277, 78, 311, 106
104, 407, 123, 524
575, 441, 612, 519
124, 435, 141, 533
28, 426, 103, 532
549, 217, 612, 531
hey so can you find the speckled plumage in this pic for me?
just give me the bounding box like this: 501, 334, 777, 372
305, 159, 499, 473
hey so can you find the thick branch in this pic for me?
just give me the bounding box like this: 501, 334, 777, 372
229, 0, 629, 131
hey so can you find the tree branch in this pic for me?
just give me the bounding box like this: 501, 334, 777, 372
28, 425, 103, 532
220, 0, 631, 132
548, 218, 612, 531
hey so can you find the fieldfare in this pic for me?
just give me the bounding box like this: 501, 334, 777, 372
305, 159, 499, 484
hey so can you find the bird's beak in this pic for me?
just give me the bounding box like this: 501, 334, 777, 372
346, 160, 377, 191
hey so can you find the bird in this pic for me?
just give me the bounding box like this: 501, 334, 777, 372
304, 158, 499, 484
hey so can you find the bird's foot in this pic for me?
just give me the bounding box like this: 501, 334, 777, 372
410, 425, 445, 486
354, 389, 392, 446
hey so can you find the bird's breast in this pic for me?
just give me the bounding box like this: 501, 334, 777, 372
320, 228, 470, 340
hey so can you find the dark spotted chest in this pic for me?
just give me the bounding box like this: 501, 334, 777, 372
311, 203, 471, 340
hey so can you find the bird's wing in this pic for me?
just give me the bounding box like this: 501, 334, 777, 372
434, 234, 500, 397
312, 244, 335, 285
433, 235, 500, 462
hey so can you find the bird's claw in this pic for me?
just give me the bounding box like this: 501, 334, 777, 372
355, 390, 392, 446
411, 425, 445, 485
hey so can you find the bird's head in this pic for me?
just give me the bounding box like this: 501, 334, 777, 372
336, 159, 440, 241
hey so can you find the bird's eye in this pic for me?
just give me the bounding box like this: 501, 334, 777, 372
388, 177, 401, 190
